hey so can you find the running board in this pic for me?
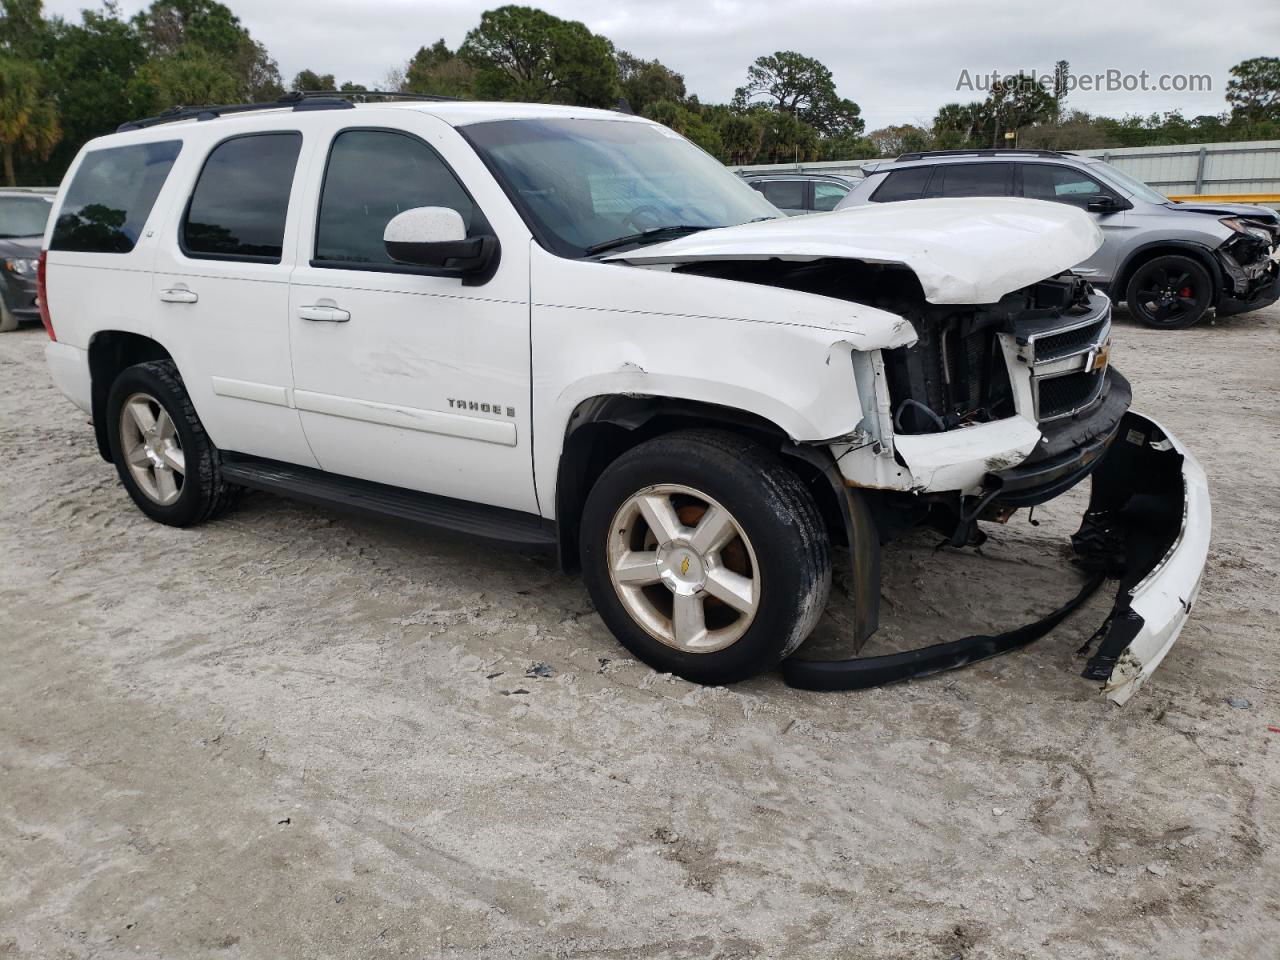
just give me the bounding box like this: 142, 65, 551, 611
218, 455, 556, 548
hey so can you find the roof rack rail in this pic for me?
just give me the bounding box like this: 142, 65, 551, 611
117, 90, 462, 132
895, 148, 1075, 162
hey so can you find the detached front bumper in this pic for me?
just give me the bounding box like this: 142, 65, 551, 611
784, 411, 1210, 705
1072, 411, 1211, 704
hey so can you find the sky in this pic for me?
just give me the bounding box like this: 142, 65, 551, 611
42, 0, 1280, 129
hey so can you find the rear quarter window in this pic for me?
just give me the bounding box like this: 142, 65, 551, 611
870, 167, 932, 202
51, 140, 182, 254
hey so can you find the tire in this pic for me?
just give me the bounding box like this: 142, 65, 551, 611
105, 359, 238, 527
1125, 255, 1213, 329
0, 301, 17, 333
579, 430, 831, 685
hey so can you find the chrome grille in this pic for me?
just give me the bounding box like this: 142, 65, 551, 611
1017, 297, 1113, 422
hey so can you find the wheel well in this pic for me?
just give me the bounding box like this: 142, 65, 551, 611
553, 395, 846, 572
1114, 244, 1222, 307
88, 331, 173, 461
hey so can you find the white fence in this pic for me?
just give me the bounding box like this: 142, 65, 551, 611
729, 140, 1280, 198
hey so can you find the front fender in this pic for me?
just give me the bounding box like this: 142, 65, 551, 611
530, 252, 913, 518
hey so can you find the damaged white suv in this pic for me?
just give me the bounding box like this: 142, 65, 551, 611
39, 95, 1210, 703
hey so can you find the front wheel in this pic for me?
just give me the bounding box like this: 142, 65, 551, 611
1125, 255, 1213, 329
579, 430, 832, 685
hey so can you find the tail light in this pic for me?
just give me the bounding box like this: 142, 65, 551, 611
37, 250, 55, 341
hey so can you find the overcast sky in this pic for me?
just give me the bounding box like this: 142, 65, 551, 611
43, 0, 1278, 128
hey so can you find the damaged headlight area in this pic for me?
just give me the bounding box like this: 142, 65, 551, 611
1216, 217, 1280, 317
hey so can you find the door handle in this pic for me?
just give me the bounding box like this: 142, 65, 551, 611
159, 286, 198, 304
298, 304, 351, 323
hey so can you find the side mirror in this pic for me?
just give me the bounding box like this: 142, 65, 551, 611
383, 206, 499, 280
1087, 195, 1123, 213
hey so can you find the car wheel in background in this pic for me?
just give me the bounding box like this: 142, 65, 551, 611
106, 359, 238, 527
1125, 255, 1213, 329
579, 430, 831, 685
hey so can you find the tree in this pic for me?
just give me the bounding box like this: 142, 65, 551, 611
985, 72, 1056, 146
129, 48, 242, 113
867, 124, 932, 157
642, 98, 721, 156
0, 55, 61, 185
459, 6, 617, 107
404, 39, 476, 98
291, 69, 335, 92
616, 50, 685, 114
714, 110, 764, 165
0, 0, 49, 59
134, 0, 280, 103
1227, 57, 1280, 124
733, 51, 862, 136
753, 107, 820, 163
931, 102, 983, 148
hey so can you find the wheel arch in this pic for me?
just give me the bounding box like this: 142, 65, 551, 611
88, 331, 174, 462
1113, 240, 1223, 307
553, 394, 850, 575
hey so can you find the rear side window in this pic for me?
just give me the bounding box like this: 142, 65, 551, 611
870, 167, 932, 202
929, 163, 1013, 198
314, 129, 479, 269
813, 181, 850, 211
759, 180, 806, 211
183, 133, 302, 262
51, 140, 181, 253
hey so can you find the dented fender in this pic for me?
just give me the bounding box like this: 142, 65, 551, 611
530, 246, 916, 517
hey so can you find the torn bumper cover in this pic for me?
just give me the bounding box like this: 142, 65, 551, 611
783, 411, 1210, 704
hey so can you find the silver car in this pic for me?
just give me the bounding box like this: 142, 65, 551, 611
836, 149, 1280, 329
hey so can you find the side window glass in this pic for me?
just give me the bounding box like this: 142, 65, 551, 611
315, 130, 480, 268
760, 180, 806, 210
931, 164, 1012, 198
870, 167, 932, 202
51, 140, 182, 253
813, 182, 850, 211
1021, 165, 1107, 208
183, 133, 302, 262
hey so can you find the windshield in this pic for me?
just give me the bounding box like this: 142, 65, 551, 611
0, 195, 53, 238
463, 117, 779, 258
1086, 160, 1169, 204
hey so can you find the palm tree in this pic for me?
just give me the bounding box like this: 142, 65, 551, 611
0, 57, 62, 186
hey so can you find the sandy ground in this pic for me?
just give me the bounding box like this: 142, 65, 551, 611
1, 304, 1277, 960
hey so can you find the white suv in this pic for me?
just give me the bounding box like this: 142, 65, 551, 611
39, 94, 1210, 703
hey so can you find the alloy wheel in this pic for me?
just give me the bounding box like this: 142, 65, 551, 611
119, 392, 186, 506
606, 484, 760, 653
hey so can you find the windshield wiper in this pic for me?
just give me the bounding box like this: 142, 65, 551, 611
586, 224, 714, 256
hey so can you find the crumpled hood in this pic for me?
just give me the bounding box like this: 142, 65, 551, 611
608, 197, 1103, 305
1165, 201, 1279, 223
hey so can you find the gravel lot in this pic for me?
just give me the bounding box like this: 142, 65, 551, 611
2, 304, 1277, 960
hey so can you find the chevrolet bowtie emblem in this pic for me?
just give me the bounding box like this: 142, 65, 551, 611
1090, 342, 1111, 372
680, 556, 690, 576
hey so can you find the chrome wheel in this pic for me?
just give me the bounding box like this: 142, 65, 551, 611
119, 392, 185, 506
607, 484, 760, 653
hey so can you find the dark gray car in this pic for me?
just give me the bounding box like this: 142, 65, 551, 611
741, 173, 862, 216
836, 149, 1280, 329
0, 190, 55, 332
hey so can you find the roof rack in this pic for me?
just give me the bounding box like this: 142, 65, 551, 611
895, 148, 1075, 162
117, 90, 462, 132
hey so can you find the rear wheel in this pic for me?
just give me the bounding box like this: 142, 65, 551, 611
1125, 255, 1213, 329
106, 360, 238, 526
579, 430, 831, 684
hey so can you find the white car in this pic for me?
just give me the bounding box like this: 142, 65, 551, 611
38, 94, 1210, 703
